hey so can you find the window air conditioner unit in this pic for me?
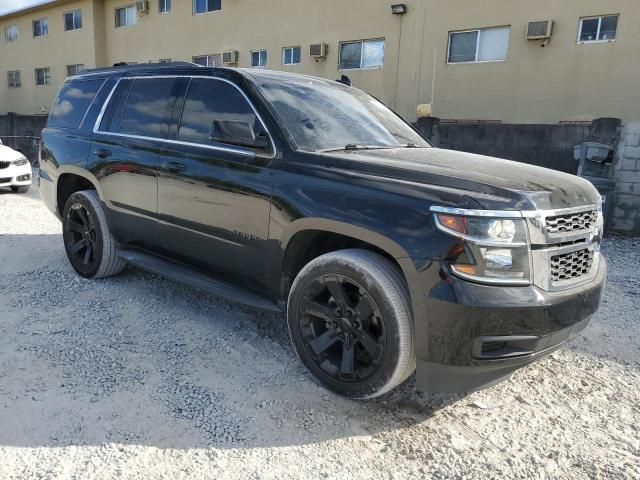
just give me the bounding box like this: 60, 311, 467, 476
222, 50, 239, 65
526, 20, 553, 40
136, 1, 149, 14
310, 43, 329, 59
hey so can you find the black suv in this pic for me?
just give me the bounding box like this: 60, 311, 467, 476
40, 63, 606, 399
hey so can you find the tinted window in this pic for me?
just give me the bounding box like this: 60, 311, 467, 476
117, 78, 177, 138
178, 78, 260, 146
48, 79, 103, 129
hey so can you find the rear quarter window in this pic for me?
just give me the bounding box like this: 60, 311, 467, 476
48, 79, 104, 129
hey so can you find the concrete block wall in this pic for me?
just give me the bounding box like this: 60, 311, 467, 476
611, 123, 640, 234
0, 113, 47, 164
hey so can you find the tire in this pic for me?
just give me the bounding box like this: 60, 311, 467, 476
287, 249, 415, 399
62, 190, 126, 279
11, 185, 30, 194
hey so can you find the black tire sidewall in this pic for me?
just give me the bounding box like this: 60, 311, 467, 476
288, 259, 405, 399
62, 192, 105, 278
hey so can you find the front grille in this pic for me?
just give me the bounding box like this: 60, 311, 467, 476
550, 248, 594, 282
545, 210, 597, 234
0, 161, 10, 170
0, 177, 11, 183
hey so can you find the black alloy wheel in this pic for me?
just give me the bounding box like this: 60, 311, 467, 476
63, 202, 102, 276
297, 274, 387, 383
288, 249, 415, 399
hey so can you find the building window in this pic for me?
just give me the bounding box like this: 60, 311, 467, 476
35, 67, 51, 86
339, 39, 385, 70
64, 9, 83, 31
159, 58, 172, 63
7, 71, 21, 88
115, 5, 137, 27
193, 0, 221, 15
33, 18, 48, 37
67, 64, 85, 76
193, 54, 221, 67
578, 15, 619, 43
159, 0, 172, 13
282, 46, 301, 65
251, 50, 268, 68
447, 26, 511, 63
5, 25, 18, 43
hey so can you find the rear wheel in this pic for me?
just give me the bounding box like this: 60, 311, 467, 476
11, 185, 30, 194
287, 249, 415, 399
62, 190, 126, 279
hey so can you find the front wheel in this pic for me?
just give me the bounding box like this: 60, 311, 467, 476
287, 249, 415, 399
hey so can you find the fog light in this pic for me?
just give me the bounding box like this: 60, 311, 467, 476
17, 174, 31, 181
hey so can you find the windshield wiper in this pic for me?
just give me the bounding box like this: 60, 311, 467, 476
318, 144, 397, 153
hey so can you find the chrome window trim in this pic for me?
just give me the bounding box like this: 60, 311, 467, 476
92, 75, 277, 159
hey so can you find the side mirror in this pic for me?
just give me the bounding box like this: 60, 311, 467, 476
209, 120, 269, 150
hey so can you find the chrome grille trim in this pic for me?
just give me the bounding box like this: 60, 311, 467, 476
550, 248, 594, 282
545, 210, 598, 235
526, 204, 602, 291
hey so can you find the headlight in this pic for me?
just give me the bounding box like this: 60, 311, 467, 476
432, 208, 531, 285
13, 157, 29, 167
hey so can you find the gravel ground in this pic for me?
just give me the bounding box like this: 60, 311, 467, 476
0, 179, 638, 479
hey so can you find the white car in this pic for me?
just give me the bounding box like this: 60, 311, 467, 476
0, 140, 32, 193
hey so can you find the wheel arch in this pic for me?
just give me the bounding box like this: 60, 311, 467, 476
55, 166, 104, 217
278, 218, 424, 321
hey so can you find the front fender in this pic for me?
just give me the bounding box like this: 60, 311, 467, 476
276, 218, 430, 374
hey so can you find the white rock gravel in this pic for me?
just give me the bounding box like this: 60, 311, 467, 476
0, 179, 638, 479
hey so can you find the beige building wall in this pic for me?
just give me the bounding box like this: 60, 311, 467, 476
0, 0, 638, 124
101, 0, 402, 109
0, 0, 102, 115
399, 0, 640, 124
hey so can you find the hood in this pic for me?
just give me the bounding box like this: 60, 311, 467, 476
0, 145, 25, 162
322, 147, 600, 211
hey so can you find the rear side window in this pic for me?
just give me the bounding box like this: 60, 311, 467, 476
178, 78, 259, 145
109, 78, 178, 138
48, 79, 103, 129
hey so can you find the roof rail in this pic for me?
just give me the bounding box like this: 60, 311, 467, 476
81, 61, 200, 75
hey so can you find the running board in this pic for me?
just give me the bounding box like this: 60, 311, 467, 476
118, 249, 281, 313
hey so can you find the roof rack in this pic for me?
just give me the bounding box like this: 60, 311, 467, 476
81, 61, 200, 75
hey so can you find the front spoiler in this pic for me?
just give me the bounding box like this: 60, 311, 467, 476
414, 258, 606, 394
416, 316, 591, 393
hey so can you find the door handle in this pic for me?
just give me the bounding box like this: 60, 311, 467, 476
162, 161, 187, 174
93, 148, 111, 159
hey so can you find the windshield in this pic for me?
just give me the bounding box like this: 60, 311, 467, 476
255, 75, 430, 152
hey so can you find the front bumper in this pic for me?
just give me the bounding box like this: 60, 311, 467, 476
415, 256, 607, 394
0, 163, 32, 187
